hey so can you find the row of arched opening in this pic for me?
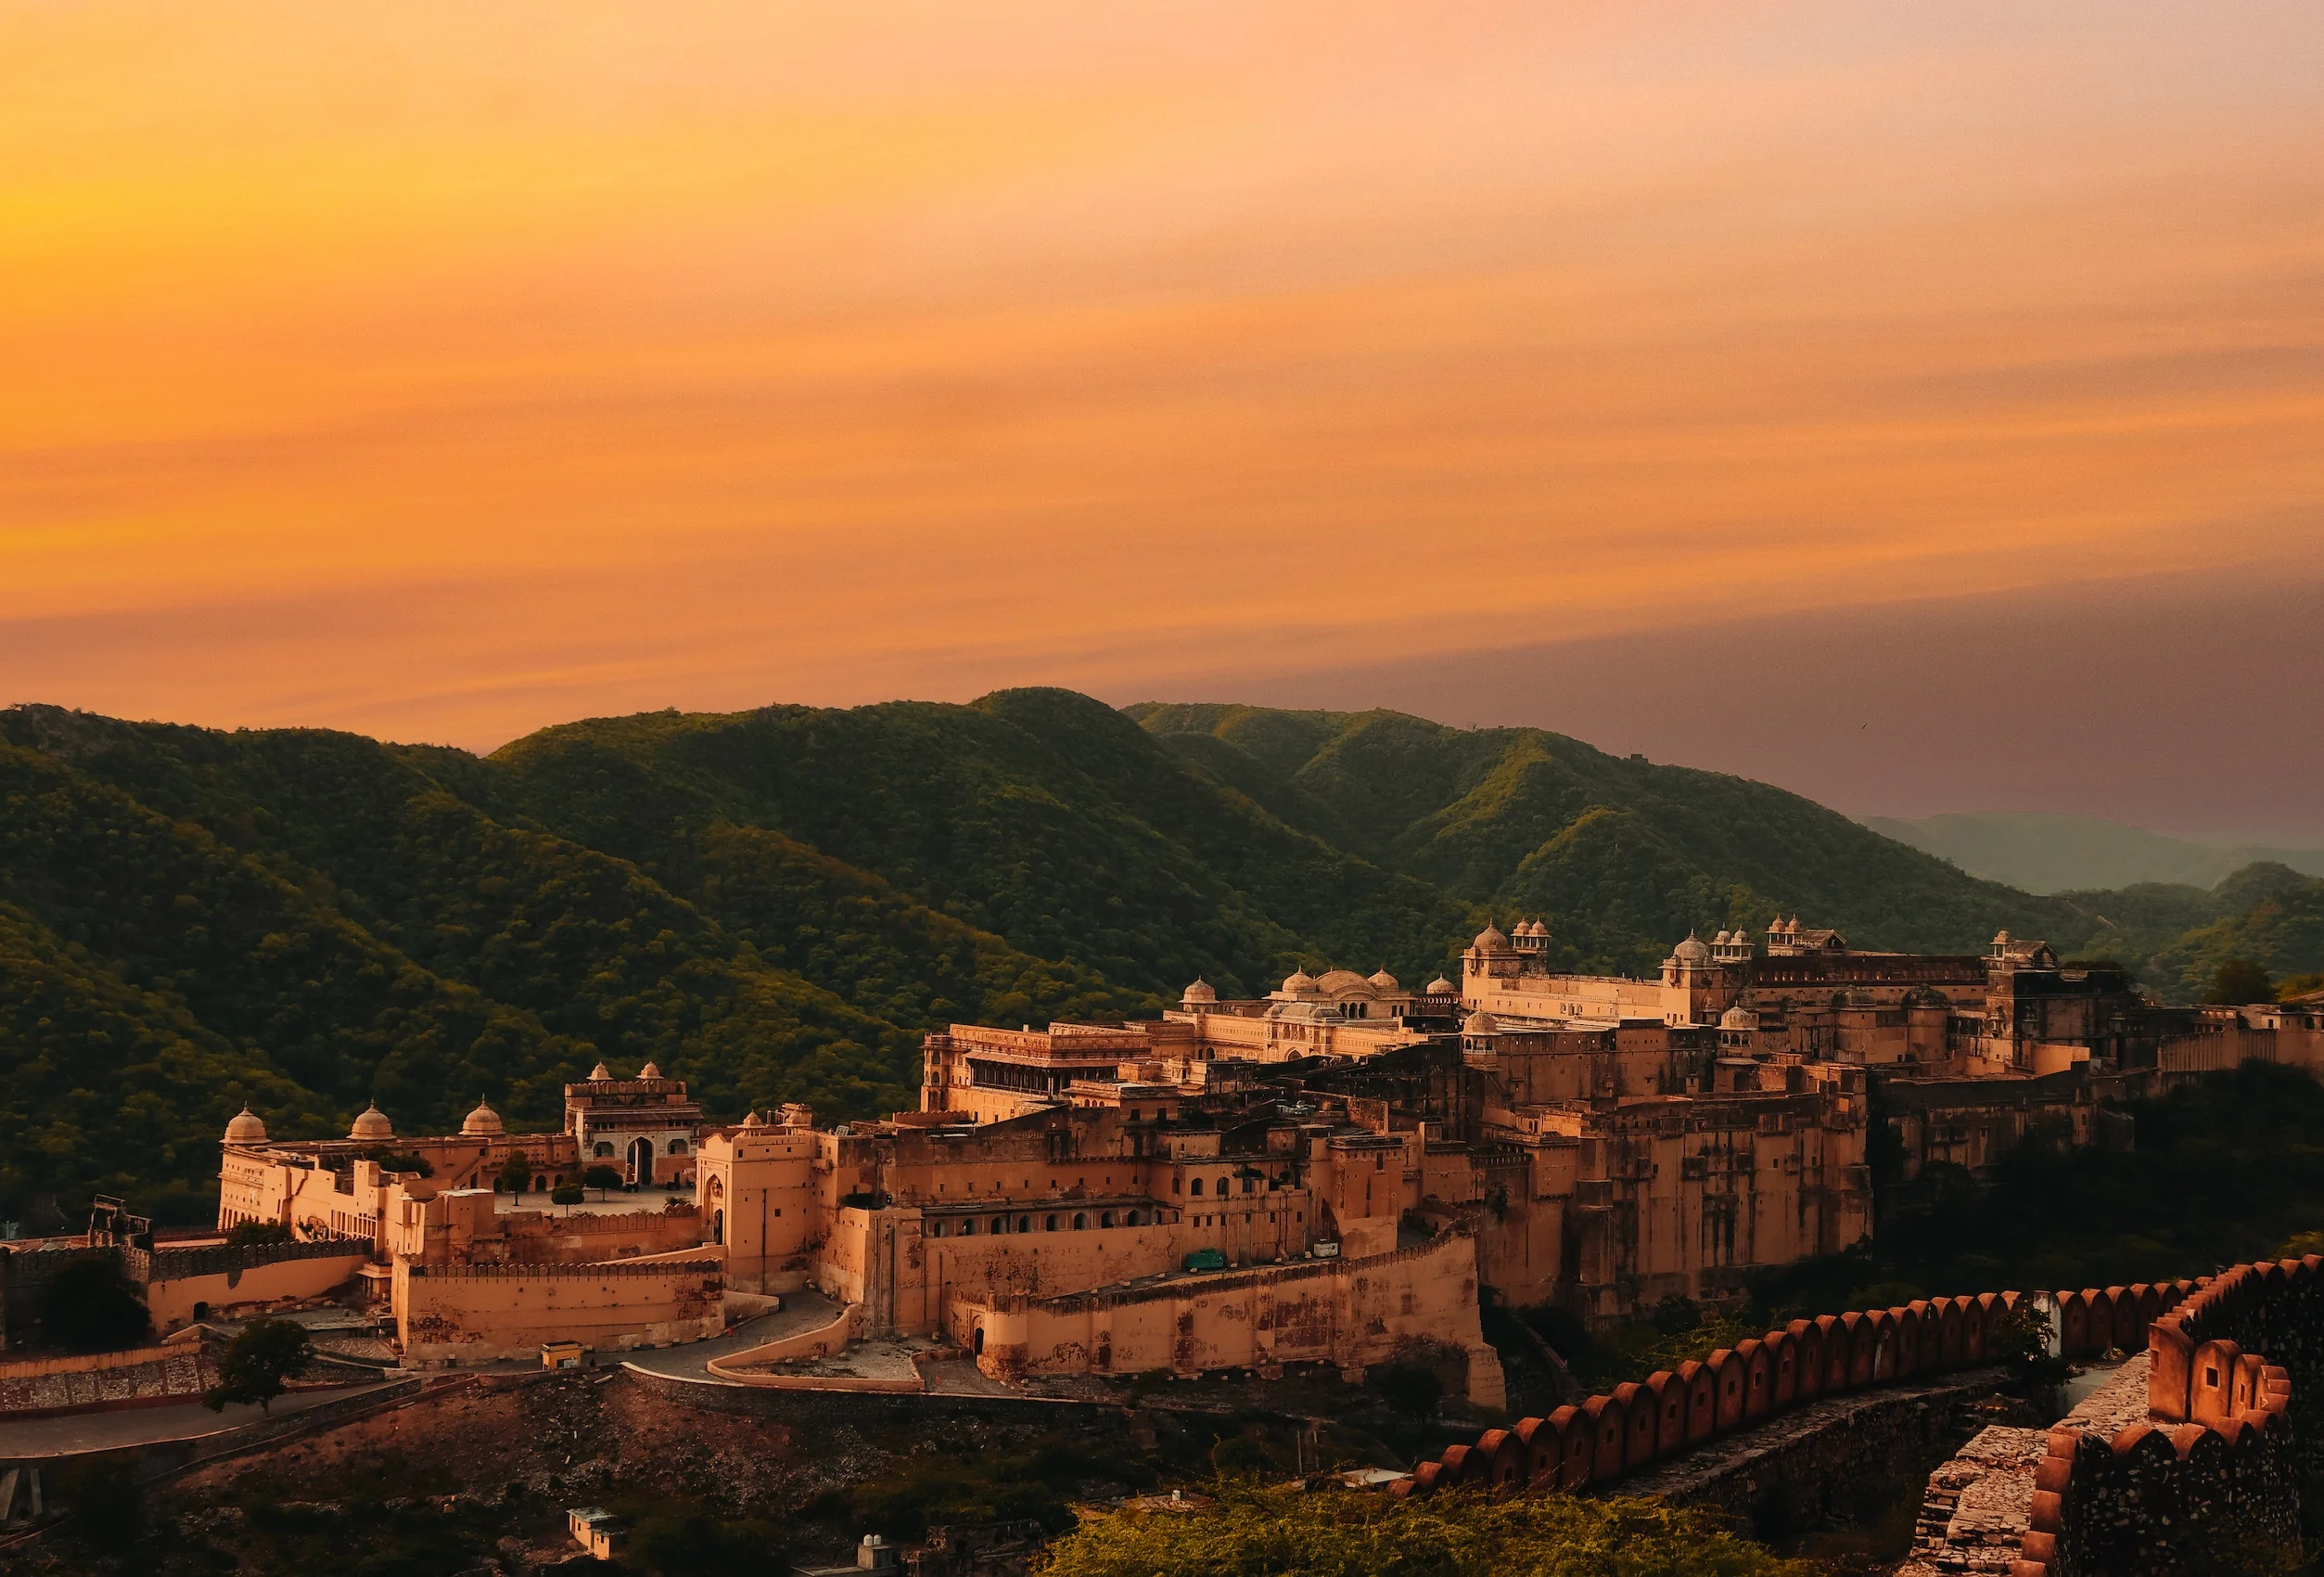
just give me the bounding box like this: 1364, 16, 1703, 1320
926, 1208, 1158, 1238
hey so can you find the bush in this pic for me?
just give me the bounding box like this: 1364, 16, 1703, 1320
1371, 1365, 1442, 1423
552, 1180, 586, 1205
225, 1221, 294, 1248
1986, 1299, 2070, 1394
39, 1256, 149, 1353
1041, 1485, 1821, 1577
629, 1511, 787, 1577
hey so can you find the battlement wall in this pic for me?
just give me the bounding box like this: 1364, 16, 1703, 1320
1393, 1280, 2193, 1501
2010, 1256, 2318, 1577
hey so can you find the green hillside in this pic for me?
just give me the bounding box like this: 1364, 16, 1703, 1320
2, 690, 2317, 1224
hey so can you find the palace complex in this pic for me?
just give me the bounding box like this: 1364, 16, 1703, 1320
177, 920, 2324, 1406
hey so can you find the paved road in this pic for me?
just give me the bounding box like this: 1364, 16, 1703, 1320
619, 1289, 844, 1380
0, 1380, 402, 1458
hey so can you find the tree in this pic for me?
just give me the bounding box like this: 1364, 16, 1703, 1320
1040, 1485, 1820, 1577
362, 1149, 434, 1178
39, 1256, 149, 1353
2207, 959, 2275, 1006
1371, 1364, 1442, 1423
552, 1180, 585, 1206
224, 1220, 293, 1248
495, 1150, 534, 1195
204, 1316, 312, 1412
583, 1163, 625, 1199
629, 1510, 786, 1576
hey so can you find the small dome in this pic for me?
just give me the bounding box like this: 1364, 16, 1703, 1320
1425, 976, 1455, 995
1526, 919, 1549, 938
1367, 968, 1399, 992
1462, 1009, 1499, 1035
1720, 1006, 1759, 1031
349, 1104, 393, 1142
1182, 979, 1218, 1003
1472, 921, 1510, 952
1673, 933, 1710, 963
740, 1109, 765, 1129
1282, 968, 1318, 994
1712, 930, 1730, 945
1315, 968, 1372, 995
1993, 930, 2011, 946
461, 1098, 504, 1138
588, 1061, 612, 1081
638, 1060, 662, 1080
224, 1106, 268, 1145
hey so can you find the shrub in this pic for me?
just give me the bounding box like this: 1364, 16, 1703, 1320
225, 1220, 294, 1248
1041, 1485, 1821, 1577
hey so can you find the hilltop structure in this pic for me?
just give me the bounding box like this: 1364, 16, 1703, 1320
174, 917, 2324, 1398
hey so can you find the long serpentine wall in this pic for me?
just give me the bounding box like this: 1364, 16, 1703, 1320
1390, 1282, 2193, 1497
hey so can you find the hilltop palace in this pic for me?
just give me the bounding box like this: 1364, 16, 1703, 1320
168, 919, 2324, 1406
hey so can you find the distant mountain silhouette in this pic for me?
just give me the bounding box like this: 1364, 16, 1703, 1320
1864, 811, 2324, 895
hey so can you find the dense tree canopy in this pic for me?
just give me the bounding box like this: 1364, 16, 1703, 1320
2, 692, 2314, 1222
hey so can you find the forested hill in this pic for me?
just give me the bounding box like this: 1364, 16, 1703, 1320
3, 690, 2317, 1224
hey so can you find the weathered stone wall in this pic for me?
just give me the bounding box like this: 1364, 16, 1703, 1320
1905, 1258, 2322, 1577
395, 1256, 724, 1363
968, 1229, 1506, 1406
1392, 1280, 2192, 1501
1625, 1367, 2007, 1532
0, 1345, 216, 1417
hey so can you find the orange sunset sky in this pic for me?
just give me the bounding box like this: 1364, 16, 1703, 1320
4, 3, 2321, 833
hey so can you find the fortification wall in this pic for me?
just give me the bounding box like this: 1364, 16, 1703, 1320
968, 1231, 1506, 1406
0, 1344, 217, 1417
142, 1248, 372, 1332
1392, 1280, 2192, 1500
2008, 1256, 2318, 1577
395, 1257, 724, 1364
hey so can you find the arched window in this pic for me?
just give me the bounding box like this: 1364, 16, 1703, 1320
959, 1218, 977, 1236
594, 1142, 615, 1159
1045, 1214, 1059, 1231
1016, 1216, 1030, 1233
1190, 1178, 1204, 1197
1242, 1176, 1255, 1195
667, 1138, 688, 1155
928, 1220, 946, 1238
710, 1209, 723, 1245
532, 1176, 547, 1192
991, 1216, 1007, 1235
1100, 1211, 1115, 1228
1125, 1210, 1143, 1226
1072, 1212, 1088, 1230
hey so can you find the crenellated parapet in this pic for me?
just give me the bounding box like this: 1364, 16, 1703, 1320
1391, 1281, 2196, 1498
2012, 1257, 2315, 1577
